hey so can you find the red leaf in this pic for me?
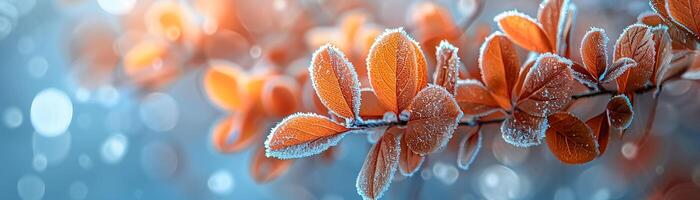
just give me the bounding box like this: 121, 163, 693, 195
398, 128, 424, 176
251, 145, 293, 183
614, 24, 656, 93
434, 41, 461, 94
571, 61, 598, 88
586, 113, 611, 155
478, 32, 521, 110
606, 95, 634, 129
405, 85, 463, 155
600, 58, 637, 83
310, 44, 361, 119
537, 0, 570, 51
517, 53, 574, 117
454, 79, 501, 116
265, 113, 350, 159
457, 128, 482, 170
580, 27, 609, 79
651, 26, 674, 84
501, 109, 548, 147
356, 133, 400, 200
667, 0, 700, 40
545, 112, 598, 164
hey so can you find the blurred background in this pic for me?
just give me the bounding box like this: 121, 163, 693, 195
1, 0, 700, 199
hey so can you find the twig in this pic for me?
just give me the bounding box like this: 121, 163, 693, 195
571, 84, 657, 99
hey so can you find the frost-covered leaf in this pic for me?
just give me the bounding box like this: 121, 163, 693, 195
454, 79, 501, 116
501, 109, 548, 147
398, 129, 424, 176
434, 41, 461, 94
571, 61, 598, 88
580, 27, 609, 79
356, 133, 400, 200
359, 88, 388, 119
606, 95, 634, 129
212, 110, 263, 153
513, 56, 537, 97
545, 112, 598, 164
600, 58, 637, 83
457, 128, 481, 170
649, 0, 699, 49
310, 44, 361, 119
265, 113, 350, 159
204, 64, 244, 111
638, 12, 664, 26
517, 53, 574, 117
537, 0, 570, 51
367, 28, 428, 113
479, 32, 521, 109
495, 10, 553, 53
251, 145, 293, 183
666, 0, 700, 40
405, 85, 463, 155
614, 24, 656, 93
651, 26, 674, 84
586, 113, 610, 155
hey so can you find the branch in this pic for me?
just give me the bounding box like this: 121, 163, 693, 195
349, 117, 505, 130
571, 84, 657, 100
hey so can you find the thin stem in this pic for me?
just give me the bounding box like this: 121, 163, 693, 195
349, 117, 505, 130
571, 84, 657, 100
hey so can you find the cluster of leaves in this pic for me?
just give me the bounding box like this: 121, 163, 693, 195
263, 0, 700, 199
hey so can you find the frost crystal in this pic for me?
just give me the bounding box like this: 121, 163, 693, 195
382, 111, 397, 123
457, 131, 482, 170
500, 112, 548, 148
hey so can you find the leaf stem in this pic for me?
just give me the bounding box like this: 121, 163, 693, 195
349, 117, 505, 130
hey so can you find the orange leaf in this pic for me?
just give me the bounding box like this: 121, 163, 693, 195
367, 28, 428, 113
261, 75, 301, 118
203, 63, 244, 111
600, 58, 637, 83
433, 41, 461, 94
359, 88, 388, 119
310, 44, 361, 119
614, 24, 656, 93
265, 113, 350, 159
667, 0, 700, 39
495, 11, 553, 53
404, 85, 462, 155
517, 53, 574, 117
580, 27, 609, 79
457, 128, 481, 170
606, 95, 634, 129
545, 112, 598, 164
251, 145, 293, 183
356, 132, 400, 200
212, 109, 263, 153
501, 109, 547, 147
398, 128, 424, 176
454, 80, 501, 116
586, 113, 610, 155
302, 81, 329, 114
478, 32, 521, 109
537, 0, 570, 50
